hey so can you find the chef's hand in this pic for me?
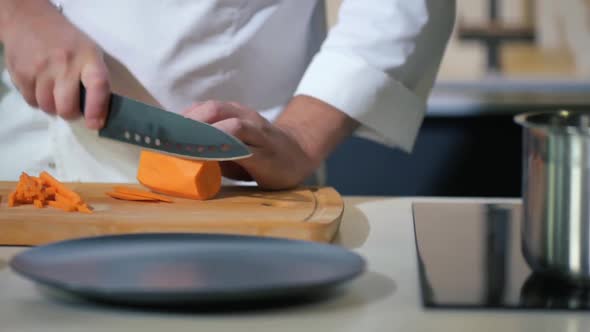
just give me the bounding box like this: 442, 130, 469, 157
183, 100, 313, 189
183, 96, 359, 190
0, 0, 110, 129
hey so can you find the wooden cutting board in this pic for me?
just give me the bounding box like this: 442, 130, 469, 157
0, 182, 344, 245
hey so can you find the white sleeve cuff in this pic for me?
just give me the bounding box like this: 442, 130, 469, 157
294, 50, 426, 152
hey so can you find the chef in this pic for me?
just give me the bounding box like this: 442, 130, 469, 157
0, 0, 455, 189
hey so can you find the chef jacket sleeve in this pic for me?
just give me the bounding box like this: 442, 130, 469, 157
294, 0, 456, 152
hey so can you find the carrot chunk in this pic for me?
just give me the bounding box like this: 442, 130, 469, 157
137, 150, 221, 200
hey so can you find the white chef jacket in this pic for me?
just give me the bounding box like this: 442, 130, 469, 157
0, 0, 455, 183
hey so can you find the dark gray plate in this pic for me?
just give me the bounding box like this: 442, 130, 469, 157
9, 233, 365, 307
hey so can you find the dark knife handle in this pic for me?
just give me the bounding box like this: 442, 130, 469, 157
79, 84, 86, 115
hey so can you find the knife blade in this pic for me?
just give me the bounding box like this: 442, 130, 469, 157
80, 87, 252, 161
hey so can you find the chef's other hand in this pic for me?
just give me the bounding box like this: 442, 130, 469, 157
0, 0, 110, 129
182, 101, 317, 190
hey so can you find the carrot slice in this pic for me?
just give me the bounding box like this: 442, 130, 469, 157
106, 191, 160, 201
53, 192, 86, 212
48, 200, 77, 212
137, 150, 221, 200
32, 176, 43, 187
19, 173, 36, 200
77, 204, 93, 214
40, 171, 82, 205
33, 199, 44, 208
113, 186, 173, 203
8, 192, 17, 207
55, 192, 72, 204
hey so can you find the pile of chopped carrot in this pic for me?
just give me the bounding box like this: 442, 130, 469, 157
106, 186, 173, 203
8, 171, 93, 213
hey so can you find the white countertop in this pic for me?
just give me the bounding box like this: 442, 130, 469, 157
0, 196, 588, 332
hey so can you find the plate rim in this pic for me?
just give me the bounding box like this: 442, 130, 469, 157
9, 233, 366, 302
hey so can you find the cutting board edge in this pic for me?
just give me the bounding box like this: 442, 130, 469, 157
0, 183, 344, 244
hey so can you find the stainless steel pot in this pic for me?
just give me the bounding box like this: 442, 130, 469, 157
515, 110, 590, 283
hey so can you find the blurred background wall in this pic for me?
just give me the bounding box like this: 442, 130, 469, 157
324, 0, 590, 197
326, 0, 589, 80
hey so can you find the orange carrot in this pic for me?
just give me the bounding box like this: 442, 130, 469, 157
39, 171, 82, 205
106, 191, 159, 201
8, 192, 17, 207
77, 204, 93, 214
8, 171, 92, 213
137, 150, 221, 200
32, 176, 43, 187
48, 200, 77, 212
53, 193, 80, 212
113, 186, 173, 203
55, 192, 72, 204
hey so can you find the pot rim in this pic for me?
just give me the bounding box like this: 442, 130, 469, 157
514, 110, 590, 134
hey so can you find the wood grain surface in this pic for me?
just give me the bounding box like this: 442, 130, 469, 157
0, 182, 344, 245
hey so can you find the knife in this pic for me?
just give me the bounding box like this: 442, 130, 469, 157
80, 87, 252, 161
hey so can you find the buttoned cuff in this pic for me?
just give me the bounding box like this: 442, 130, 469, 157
294, 50, 426, 152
